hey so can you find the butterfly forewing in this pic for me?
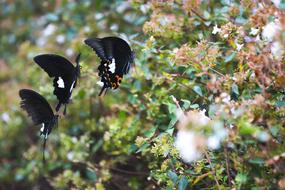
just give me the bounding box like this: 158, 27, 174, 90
34, 54, 75, 78
19, 89, 54, 125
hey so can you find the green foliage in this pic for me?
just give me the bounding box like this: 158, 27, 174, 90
1, 0, 285, 189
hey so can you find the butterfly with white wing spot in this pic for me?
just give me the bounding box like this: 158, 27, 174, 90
19, 89, 59, 163
84, 37, 135, 96
33, 53, 81, 115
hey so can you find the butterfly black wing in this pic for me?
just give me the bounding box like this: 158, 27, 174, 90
19, 89, 54, 125
85, 37, 134, 95
33, 54, 78, 112
84, 37, 134, 75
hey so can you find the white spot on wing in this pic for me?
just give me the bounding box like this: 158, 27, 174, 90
41, 123, 45, 132
70, 81, 76, 92
57, 77, 65, 88
109, 58, 116, 73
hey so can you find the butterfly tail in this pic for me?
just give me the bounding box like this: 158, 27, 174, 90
63, 104, 67, 115
55, 102, 61, 112
98, 87, 108, 96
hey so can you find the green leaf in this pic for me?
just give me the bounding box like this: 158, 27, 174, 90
136, 143, 150, 153
167, 170, 178, 184
178, 176, 188, 190
193, 85, 203, 96
225, 52, 236, 63
166, 128, 174, 136
190, 104, 199, 109
235, 173, 247, 184
249, 157, 265, 165
86, 168, 97, 181
144, 127, 157, 138
269, 125, 279, 137
275, 101, 285, 107
181, 99, 191, 110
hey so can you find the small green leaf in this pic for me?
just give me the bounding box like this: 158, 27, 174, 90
275, 101, 285, 107
235, 173, 247, 184
249, 157, 265, 165
190, 104, 199, 109
193, 86, 203, 96
167, 170, 178, 184
178, 176, 188, 190
136, 143, 150, 153
86, 169, 97, 181
225, 52, 236, 63
181, 99, 191, 110
144, 127, 157, 138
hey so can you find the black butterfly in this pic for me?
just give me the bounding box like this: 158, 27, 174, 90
19, 89, 59, 162
33, 53, 81, 114
84, 37, 134, 96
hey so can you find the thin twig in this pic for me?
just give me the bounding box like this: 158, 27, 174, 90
224, 145, 232, 188
190, 8, 208, 22
204, 151, 221, 190
209, 68, 225, 77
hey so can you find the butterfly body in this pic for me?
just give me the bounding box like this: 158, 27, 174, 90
33, 54, 81, 114
84, 37, 134, 95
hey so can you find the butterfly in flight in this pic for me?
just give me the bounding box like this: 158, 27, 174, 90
33, 53, 81, 115
84, 37, 134, 96
19, 89, 59, 162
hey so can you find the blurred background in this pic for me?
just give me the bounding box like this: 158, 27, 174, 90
1, 0, 285, 189
0, 0, 150, 189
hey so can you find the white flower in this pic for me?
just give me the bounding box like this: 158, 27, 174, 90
94, 13, 104, 20
56, 35, 65, 44
249, 27, 259, 36
65, 48, 74, 56
221, 92, 231, 103
110, 24, 118, 31
175, 130, 203, 163
236, 42, 244, 51
36, 37, 47, 47
1, 112, 10, 122
223, 33, 229, 39
212, 25, 221, 35
262, 21, 281, 41
207, 136, 220, 150
271, 41, 285, 60
84, 26, 91, 33
67, 151, 74, 160
178, 110, 210, 129
43, 24, 56, 36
